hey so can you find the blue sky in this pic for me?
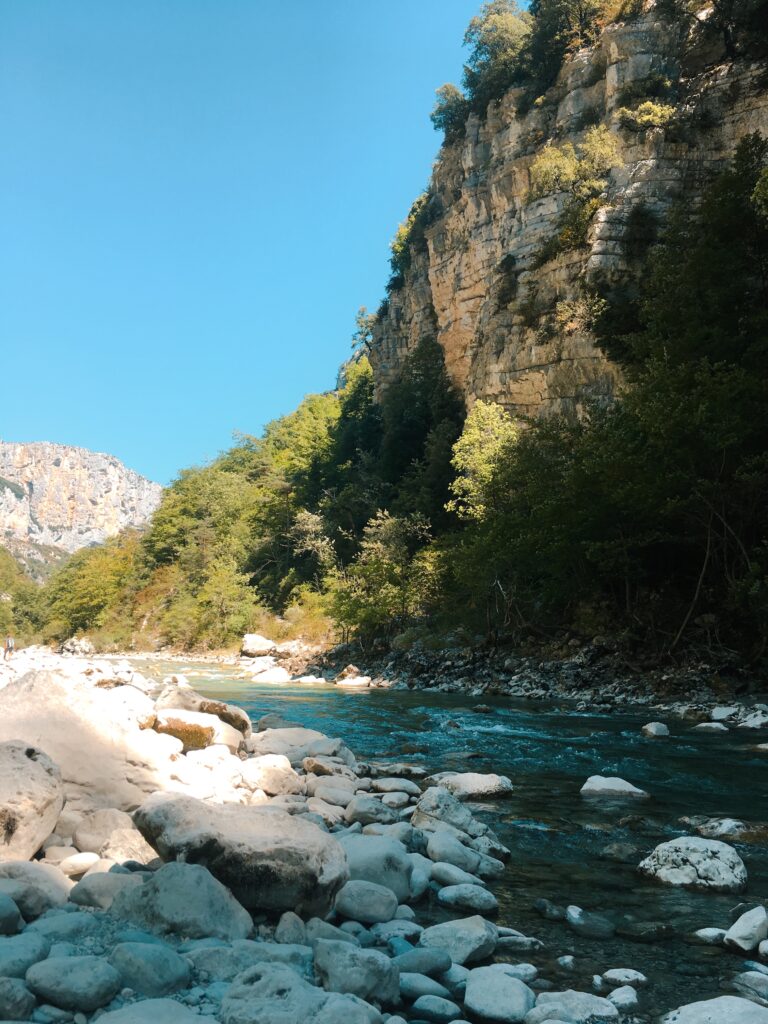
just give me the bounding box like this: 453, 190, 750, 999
0, 1, 479, 484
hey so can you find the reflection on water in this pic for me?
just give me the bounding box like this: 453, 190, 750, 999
150, 661, 768, 1015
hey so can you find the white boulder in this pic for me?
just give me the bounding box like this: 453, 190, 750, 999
580, 776, 649, 799
638, 837, 747, 892
0, 741, 64, 859
661, 995, 768, 1023
725, 905, 768, 951
429, 772, 513, 800
241, 634, 276, 657
641, 722, 669, 737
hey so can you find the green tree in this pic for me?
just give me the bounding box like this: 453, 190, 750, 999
448, 400, 518, 521
463, 1, 532, 113
430, 84, 470, 142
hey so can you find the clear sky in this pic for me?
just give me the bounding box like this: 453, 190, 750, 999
0, 1, 479, 484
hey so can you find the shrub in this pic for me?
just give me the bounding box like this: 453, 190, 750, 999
616, 101, 676, 131
529, 125, 621, 199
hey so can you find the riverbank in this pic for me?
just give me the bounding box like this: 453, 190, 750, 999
1, 647, 768, 1021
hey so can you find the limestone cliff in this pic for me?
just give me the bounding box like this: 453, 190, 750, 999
369, 10, 768, 418
0, 441, 162, 574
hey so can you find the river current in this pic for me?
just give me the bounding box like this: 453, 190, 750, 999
159, 661, 768, 1018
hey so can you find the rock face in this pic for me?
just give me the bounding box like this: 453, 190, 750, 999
0, 441, 162, 571
133, 792, 349, 915
0, 741, 64, 859
368, 13, 768, 422
0, 670, 179, 813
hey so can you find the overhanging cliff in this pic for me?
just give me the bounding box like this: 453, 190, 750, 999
369, 9, 768, 419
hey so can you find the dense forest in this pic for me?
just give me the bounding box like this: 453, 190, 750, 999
3, 0, 767, 668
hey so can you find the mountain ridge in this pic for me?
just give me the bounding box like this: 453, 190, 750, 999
0, 439, 163, 577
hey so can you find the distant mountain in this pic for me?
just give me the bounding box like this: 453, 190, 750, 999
0, 441, 162, 577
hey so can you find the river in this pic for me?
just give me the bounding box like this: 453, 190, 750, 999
157, 660, 768, 1018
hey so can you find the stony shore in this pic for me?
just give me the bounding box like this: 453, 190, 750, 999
0, 644, 766, 1023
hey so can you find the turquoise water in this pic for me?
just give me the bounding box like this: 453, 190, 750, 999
159, 661, 768, 1017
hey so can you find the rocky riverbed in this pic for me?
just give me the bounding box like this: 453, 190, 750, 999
0, 645, 767, 1023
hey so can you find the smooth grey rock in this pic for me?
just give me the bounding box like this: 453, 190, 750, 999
306, 917, 361, 947
98, 997, 206, 1022
419, 915, 498, 965
734, 970, 768, 1001
411, 994, 463, 1022
464, 965, 536, 1022
110, 862, 252, 940
275, 911, 306, 945
565, 906, 615, 939
219, 962, 383, 1023
28, 910, 100, 941
108, 942, 191, 996
608, 984, 638, 1010
0, 932, 50, 978
638, 837, 747, 892
0, 862, 71, 920
0, 895, 21, 936
725, 905, 768, 951
601, 968, 646, 987
335, 880, 398, 924
314, 939, 399, 1004
399, 972, 452, 1000
100, 828, 158, 865
185, 940, 314, 982
532, 989, 619, 1023
26, 954, 121, 1012
0, 976, 36, 1019
0, 741, 64, 860
437, 884, 498, 914
412, 787, 486, 838
431, 862, 485, 888
426, 833, 480, 874
338, 834, 412, 903
133, 793, 347, 915
393, 948, 452, 977
660, 995, 768, 1023
344, 795, 398, 826
73, 809, 134, 854
371, 778, 421, 796
69, 871, 143, 910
